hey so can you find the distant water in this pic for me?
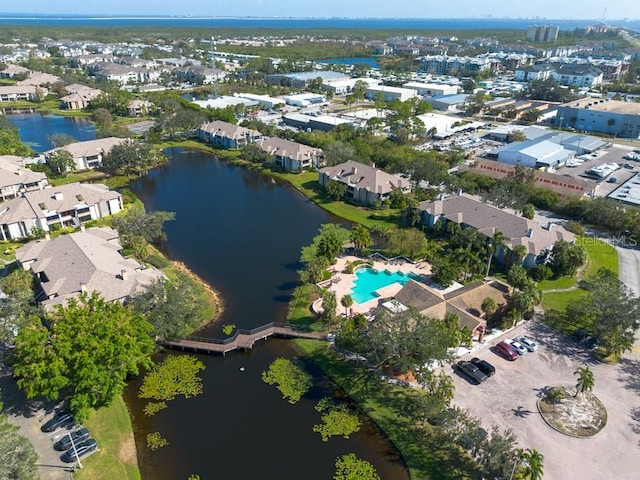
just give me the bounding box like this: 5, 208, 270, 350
1, 14, 634, 31
321, 57, 380, 68
6, 113, 96, 153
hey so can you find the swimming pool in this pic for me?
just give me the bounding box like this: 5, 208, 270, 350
351, 267, 422, 304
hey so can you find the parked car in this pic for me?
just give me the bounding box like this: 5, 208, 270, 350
53, 428, 90, 451
470, 357, 496, 376
453, 361, 488, 384
517, 336, 538, 352
495, 341, 519, 361
41, 411, 74, 433
61, 438, 97, 463
508, 339, 528, 356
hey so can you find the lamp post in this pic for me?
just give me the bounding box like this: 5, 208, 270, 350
558, 115, 564, 131
68, 431, 82, 469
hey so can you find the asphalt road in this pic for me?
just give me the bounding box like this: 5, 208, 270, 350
451, 317, 640, 480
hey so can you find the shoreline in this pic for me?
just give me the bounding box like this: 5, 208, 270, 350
168, 259, 225, 328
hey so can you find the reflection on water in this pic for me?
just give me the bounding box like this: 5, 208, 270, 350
127, 148, 408, 479
7, 113, 96, 152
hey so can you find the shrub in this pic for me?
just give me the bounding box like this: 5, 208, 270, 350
530, 264, 553, 281
146, 253, 171, 269
565, 220, 585, 236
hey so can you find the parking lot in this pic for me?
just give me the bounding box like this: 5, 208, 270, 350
554, 145, 637, 197
0, 355, 77, 480
451, 315, 640, 480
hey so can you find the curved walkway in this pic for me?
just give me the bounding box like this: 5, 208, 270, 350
159, 323, 326, 355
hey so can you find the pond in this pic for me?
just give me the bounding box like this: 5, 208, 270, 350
6, 113, 96, 152
126, 148, 408, 480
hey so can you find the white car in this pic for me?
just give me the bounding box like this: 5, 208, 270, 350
509, 340, 528, 356
517, 336, 538, 352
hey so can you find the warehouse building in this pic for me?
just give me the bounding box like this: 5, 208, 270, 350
402, 82, 459, 97
365, 85, 417, 102
555, 98, 640, 139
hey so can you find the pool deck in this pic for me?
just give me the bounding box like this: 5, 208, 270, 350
320, 255, 433, 317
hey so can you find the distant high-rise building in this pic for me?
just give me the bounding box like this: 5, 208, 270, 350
526, 25, 560, 43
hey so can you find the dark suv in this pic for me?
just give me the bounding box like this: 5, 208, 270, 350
61, 438, 97, 463
453, 361, 488, 384
54, 428, 90, 451
470, 357, 496, 376
41, 411, 73, 433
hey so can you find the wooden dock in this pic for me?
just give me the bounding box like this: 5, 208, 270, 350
159, 322, 327, 355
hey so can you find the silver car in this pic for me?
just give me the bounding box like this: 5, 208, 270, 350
517, 336, 538, 352
508, 339, 528, 356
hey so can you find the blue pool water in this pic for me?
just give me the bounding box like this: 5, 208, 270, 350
351, 267, 421, 304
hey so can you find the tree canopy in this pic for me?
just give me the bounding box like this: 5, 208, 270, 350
0, 415, 38, 480
101, 139, 164, 176
127, 277, 204, 339
12, 292, 155, 420
112, 208, 175, 246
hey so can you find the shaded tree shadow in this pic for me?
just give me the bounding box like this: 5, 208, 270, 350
617, 358, 640, 393
512, 405, 533, 418
533, 385, 554, 399
629, 406, 640, 436
276, 280, 300, 291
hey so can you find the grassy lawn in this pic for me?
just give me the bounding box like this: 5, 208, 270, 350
542, 236, 619, 334
273, 171, 402, 229
538, 236, 618, 291
49, 171, 109, 186
156, 139, 242, 160
74, 396, 140, 480
295, 339, 477, 480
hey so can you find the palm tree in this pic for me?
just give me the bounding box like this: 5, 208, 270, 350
574, 366, 595, 397
349, 224, 372, 254
520, 448, 544, 480
486, 230, 506, 278
481, 297, 497, 319
341, 295, 353, 318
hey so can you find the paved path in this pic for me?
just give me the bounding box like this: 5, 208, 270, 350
0, 352, 73, 480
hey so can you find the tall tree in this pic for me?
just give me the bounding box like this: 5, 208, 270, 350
12, 292, 154, 420
46, 150, 76, 177
573, 366, 595, 397
349, 224, 372, 253
574, 268, 640, 358
341, 295, 354, 317
0, 415, 38, 480
485, 230, 506, 277
101, 139, 163, 176
481, 297, 497, 319
519, 448, 545, 480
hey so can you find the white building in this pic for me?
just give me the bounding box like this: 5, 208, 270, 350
416, 113, 458, 135
365, 85, 417, 102
402, 82, 458, 97
283, 93, 326, 107
237, 93, 284, 109
322, 77, 381, 95
496, 139, 575, 169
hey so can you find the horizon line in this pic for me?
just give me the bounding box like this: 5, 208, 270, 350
0, 13, 637, 21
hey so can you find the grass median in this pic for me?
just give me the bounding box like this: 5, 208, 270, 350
74, 396, 140, 480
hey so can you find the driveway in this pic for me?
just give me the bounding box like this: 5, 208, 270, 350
0, 351, 75, 480
451, 318, 640, 480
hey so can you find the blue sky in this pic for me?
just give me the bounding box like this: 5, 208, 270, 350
2, 0, 636, 19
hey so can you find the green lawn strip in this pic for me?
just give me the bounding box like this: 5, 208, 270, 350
580, 236, 618, 277
542, 237, 618, 334
156, 139, 242, 160
272, 171, 402, 229
74, 396, 141, 480
295, 339, 477, 480
537, 275, 576, 291
287, 283, 325, 331
160, 261, 218, 325
48, 171, 109, 186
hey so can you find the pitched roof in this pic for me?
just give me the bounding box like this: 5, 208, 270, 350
394, 280, 444, 311
319, 160, 410, 195
0, 156, 47, 187
15, 227, 163, 309
0, 183, 120, 224
45, 137, 125, 159
199, 121, 261, 140
418, 194, 575, 255
260, 137, 323, 161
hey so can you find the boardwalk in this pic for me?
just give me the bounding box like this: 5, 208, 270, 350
159, 322, 327, 355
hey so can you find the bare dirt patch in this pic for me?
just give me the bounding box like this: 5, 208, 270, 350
538, 386, 607, 437
117, 433, 137, 465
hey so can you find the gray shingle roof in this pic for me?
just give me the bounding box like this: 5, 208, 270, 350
418, 194, 575, 255
15, 227, 163, 309
319, 160, 410, 195
260, 137, 323, 161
